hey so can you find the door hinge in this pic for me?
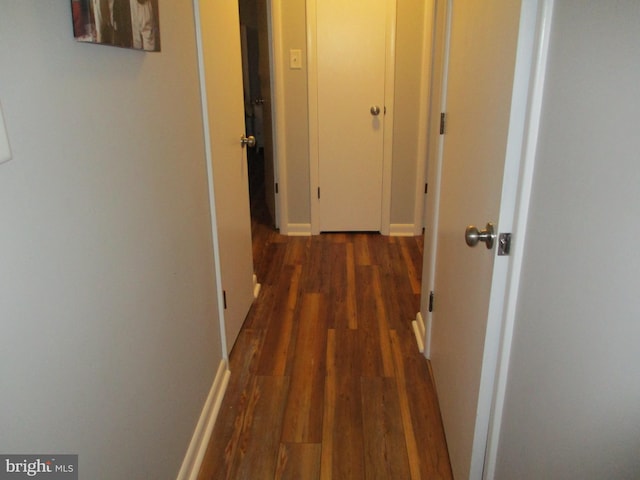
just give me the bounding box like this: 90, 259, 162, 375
440, 112, 446, 135
275, 182, 279, 194
317, 187, 321, 199
424, 183, 428, 194
498, 233, 512, 256
223, 290, 227, 309
428, 291, 434, 312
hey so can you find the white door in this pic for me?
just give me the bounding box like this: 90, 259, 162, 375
314, 0, 391, 232
198, 0, 255, 354
429, 0, 524, 478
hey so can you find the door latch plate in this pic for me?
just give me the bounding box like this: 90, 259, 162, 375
498, 233, 511, 256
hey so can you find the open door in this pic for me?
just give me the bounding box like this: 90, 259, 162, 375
196, 0, 256, 355
239, 0, 277, 228
426, 0, 543, 478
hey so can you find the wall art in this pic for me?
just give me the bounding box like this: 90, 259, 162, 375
71, 0, 161, 52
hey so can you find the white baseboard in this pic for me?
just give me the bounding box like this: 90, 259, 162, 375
412, 312, 426, 353
253, 274, 262, 299
176, 360, 230, 480
285, 223, 312, 236
390, 224, 418, 236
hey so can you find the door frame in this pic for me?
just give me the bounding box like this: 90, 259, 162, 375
412, 0, 438, 236
306, 0, 396, 235
482, 1, 555, 477
420, 0, 554, 477
421, 0, 452, 358
267, 0, 287, 231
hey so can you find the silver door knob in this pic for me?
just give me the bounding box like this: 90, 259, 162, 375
465, 222, 496, 249
240, 135, 256, 148
370, 105, 381, 116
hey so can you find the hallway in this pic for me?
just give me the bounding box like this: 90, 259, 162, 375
197, 224, 453, 479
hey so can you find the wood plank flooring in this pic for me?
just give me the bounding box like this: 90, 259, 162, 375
197, 220, 453, 479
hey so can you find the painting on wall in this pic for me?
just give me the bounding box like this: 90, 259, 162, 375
71, 0, 161, 52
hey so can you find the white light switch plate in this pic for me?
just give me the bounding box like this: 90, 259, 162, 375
0, 102, 11, 164
289, 49, 302, 70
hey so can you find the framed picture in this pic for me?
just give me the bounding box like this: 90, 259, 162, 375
71, 0, 161, 52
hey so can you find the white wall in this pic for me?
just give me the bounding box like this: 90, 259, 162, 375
495, 2, 640, 478
0, 2, 223, 478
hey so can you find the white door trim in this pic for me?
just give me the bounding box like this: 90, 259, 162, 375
306, 0, 396, 235
422, 0, 452, 358
464, 0, 549, 476
412, 0, 437, 236
269, 0, 288, 233
380, 0, 396, 236
470, 0, 541, 472
306, 0, 320, 234
483, 0, 555, 477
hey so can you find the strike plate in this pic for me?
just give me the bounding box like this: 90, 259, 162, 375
498, 233, 512, 256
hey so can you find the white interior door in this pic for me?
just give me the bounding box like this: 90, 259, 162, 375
197, 0, 255, 355
314, 0, 390, 232
429, 0, 523, 478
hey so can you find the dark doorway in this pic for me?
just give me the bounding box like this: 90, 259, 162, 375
238, 0, 276, 234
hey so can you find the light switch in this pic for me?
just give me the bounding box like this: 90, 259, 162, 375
0, 101, 11, 164
289, 49, 302, 70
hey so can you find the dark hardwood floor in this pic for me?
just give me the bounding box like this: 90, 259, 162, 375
198, 155, 452, 479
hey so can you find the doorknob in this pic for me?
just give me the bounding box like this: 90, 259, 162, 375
240, 135, 256, 148
465, 222, 496, 249
370, 105, 381, 116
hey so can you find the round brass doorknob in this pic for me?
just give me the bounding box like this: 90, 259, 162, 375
370, 105, 381, 116
240, 135, 256, 148
465, 222, 496, 249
